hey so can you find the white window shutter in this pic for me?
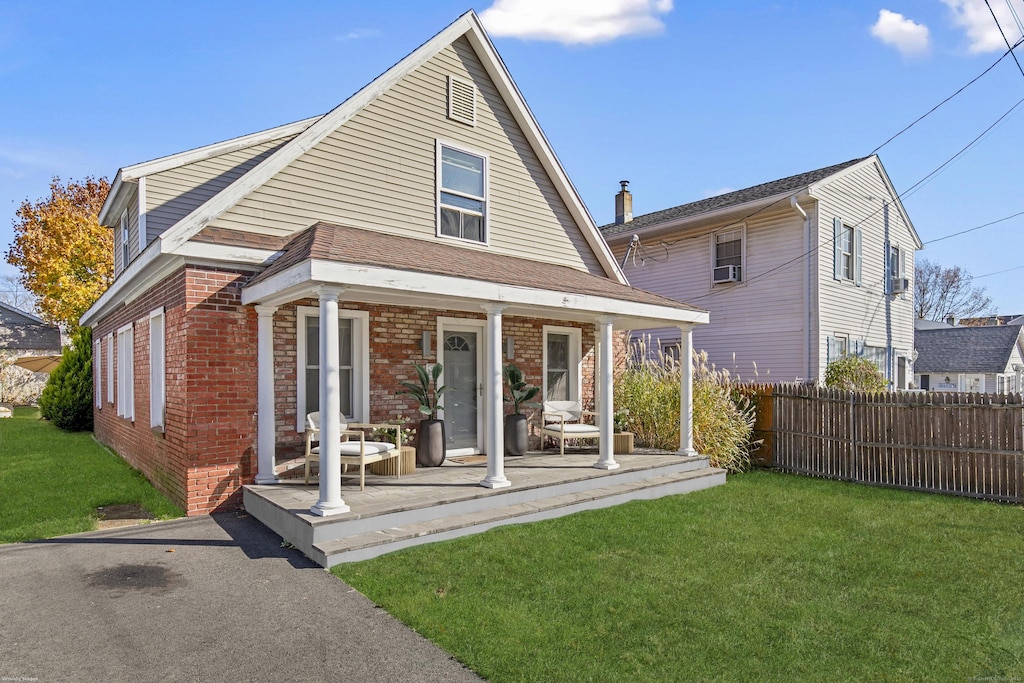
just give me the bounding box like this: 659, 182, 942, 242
833, 218, 843, 280
854, 228, 863, 287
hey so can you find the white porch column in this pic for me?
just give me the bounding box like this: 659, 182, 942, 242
311, 286, 350, 516
678, 325, 698, 456
254, 305, 279, 484
480, 303, 511, 489
594, 317, 619, 470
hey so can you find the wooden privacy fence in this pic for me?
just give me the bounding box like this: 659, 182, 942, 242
771, 385, 1024, 503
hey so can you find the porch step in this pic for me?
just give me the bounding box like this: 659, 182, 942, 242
312, 466, 725, 567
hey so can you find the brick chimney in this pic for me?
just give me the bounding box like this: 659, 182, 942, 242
614, 180, 632, 225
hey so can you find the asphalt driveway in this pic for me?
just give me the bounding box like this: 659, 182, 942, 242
0, 512, 481, 682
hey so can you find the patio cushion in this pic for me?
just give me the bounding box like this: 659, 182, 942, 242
338, 441, 397, 456
542, 423, 600, 437
543, 400, 582, 422
310, 441, 397, 456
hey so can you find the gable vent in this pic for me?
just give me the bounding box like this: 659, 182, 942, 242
447, 75, 476, 126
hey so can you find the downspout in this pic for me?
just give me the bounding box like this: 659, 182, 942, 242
791, 196, 811, 382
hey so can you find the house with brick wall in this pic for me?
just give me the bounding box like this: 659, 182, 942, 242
81, 11, 708, 517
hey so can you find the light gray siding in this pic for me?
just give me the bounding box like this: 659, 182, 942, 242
616, 205, 809, 382
208, 37, 603, 274
813, 161, 916, 382
144, 137, 295, 241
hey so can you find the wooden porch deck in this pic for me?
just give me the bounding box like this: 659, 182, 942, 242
243, 450, 726, 567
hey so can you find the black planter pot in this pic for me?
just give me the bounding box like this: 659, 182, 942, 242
504, 413, 529, 456
416, 418, 446, 467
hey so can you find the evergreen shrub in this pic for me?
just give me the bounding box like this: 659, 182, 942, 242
38, 326, 93, 431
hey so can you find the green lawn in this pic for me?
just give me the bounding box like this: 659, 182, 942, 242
334, 470, 1024, 682
0, 407, 182, 543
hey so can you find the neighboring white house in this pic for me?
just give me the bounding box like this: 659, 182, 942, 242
914, 323, 1024, 393
600, 155, 923, 387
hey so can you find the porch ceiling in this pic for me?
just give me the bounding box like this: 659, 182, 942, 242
239, 222, 709, 329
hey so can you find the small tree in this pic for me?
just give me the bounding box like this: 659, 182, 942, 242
38, 326, 93, 431
915, 259, 993, 322
7, 177, 112, 331
824, 355, 887, 392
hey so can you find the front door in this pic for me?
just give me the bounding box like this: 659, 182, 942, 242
441, 329, 480, 453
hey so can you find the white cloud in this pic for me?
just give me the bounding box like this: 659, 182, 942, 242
942, 0, 1024, 53
703, 187, 736, 198
334, 28, 382, 42
871, 9, 931, 56
479, 0, 673, 45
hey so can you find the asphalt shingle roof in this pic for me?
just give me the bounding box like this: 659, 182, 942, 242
0, 303, 61, 351
224, 223, 705, 312
914, 324, 1023, 374
600, 158, 867, 238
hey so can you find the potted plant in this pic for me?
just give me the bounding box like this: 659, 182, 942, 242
503, 363, 541, 456
397, 362, 449, 467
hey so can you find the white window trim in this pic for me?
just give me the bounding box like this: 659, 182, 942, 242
120, 209, 130, 273
435, 139, 490, 246
149, 308, 165, 430
295, 306, 369, 432
709, 223, 746, 286
543, 325, 583, 403
106, 333, 114, 404
94, 340, 102, 408
116, 323, 134, 421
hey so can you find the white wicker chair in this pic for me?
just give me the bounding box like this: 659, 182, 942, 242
304, 412, 402, 490
540, 401, 601, 456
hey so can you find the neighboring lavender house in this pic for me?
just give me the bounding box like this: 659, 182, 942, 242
914, 323, 1024, 393
600, 156, 923, 387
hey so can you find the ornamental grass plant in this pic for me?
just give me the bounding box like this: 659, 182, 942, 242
615, 337, 756, 473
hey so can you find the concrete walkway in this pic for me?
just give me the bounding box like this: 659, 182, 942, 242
0, 513, 481, 682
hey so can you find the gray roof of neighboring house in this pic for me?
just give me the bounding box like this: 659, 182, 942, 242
0, 302, 61, 351
914, 324, 1023, 374
600, 157, 867, 238
914, 318, 955, 330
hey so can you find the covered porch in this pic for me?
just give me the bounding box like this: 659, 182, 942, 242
237, 223, 710, 559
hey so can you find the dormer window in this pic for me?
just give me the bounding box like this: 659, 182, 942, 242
437, 142, 487, 243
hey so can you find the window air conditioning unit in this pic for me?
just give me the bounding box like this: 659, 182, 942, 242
713, 265, 741, 284
891, 277, 910, 294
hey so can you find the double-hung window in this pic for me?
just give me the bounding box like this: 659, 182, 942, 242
296, 307, 369, 431
712, 227, 743, 284
833, 217, 862, 285
437, 142, 487, 243
543, 326, 582, 402
116, 323, 134, 420
120, 209, 130, 272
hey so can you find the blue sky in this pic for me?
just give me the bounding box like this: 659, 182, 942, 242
1, 1, 1021, 314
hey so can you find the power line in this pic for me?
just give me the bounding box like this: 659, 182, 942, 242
985, 0, 1024, 78
923, 209, 1024, 244
974, 264, 1024, 279
869, 42, 1018, 156
682, 92, 1024, 302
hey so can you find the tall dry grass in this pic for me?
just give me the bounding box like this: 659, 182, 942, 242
615, 337, 757, 473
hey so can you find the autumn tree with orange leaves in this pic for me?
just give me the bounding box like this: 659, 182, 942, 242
7, 177, 112, 331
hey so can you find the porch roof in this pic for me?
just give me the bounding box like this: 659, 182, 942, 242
235, 222, 708, 328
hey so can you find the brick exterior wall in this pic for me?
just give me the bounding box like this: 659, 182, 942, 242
94, 264, 602, 516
